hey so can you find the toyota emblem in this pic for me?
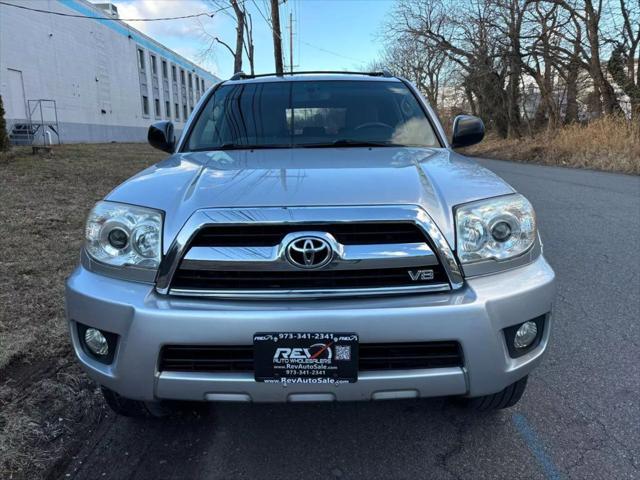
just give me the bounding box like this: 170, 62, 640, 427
285, 236, 333, 269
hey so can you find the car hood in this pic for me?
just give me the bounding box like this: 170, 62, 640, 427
107, 147, 514, 251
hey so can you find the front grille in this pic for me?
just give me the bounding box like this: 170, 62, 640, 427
190, 223, 427, 247
171, 265, 449, 291
159, 341, 463, 373
165, 215, 454, 298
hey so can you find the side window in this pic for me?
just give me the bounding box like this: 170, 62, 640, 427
150, 55, 157, 76
138, 47, 149, 117
142, 95, 149, 116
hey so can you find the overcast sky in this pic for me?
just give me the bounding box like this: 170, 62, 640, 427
115, 0, 394, 79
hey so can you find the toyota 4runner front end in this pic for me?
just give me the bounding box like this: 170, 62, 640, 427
66, 72, 555, 416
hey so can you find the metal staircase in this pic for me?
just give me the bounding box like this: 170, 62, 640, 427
9, 99, 61, 149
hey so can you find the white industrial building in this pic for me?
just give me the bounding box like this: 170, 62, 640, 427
0, 0, 220, 144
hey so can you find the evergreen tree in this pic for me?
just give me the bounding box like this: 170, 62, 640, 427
0, 95, 9, 151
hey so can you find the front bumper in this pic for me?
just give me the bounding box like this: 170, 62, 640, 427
65, 255, 555, 402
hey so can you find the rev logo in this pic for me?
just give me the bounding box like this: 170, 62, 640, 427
408, 269, 434, 281
273, 343, 333, 361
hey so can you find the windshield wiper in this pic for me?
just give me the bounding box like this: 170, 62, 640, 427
301, 139, 399, 148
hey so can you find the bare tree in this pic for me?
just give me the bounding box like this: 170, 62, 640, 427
607, 0, 640, 117
199, 1, 254, 76
379, 0, 631, 137
379, 33, 447, 108
387, 0, 518, 137
546, 0, 622, 115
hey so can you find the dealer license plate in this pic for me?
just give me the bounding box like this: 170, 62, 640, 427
254, 332, 358, 384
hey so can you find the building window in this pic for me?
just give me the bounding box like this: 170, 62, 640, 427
137, 49, 145, 70
183, 104, 187, 119
154, 98, 161, 117
175, 103, 179, 120
142, 95, 149, 116
165, 101, 170, 118
201, 79, 205, 91
171, 65, 177, 82
188, 73, 193, 89
150, 55, 157, 76
162, 60, 168, 79
180, 69, 185, 84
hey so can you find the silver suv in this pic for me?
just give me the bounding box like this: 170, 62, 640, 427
66, 72, 555, 416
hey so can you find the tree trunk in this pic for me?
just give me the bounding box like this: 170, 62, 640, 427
584, 0, 619, 115
564, 36, 581, 124
564, 59, 579, 124
506, 2, 523, 138
270, 0, 284, 75
231, 0, 245, 74
244, 12, 255, 75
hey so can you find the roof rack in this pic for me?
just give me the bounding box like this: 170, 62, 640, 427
228, 70, 394, 80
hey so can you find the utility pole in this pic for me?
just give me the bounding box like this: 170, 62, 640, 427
289, 11, 293, 73
270, 0, 284, 75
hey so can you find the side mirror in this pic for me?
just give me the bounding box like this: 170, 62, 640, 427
148, 121, 175, 153
451, 115, 485, 148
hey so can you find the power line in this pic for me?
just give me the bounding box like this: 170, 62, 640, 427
251, 0, 277, 36
0, 1, 233, 21
205, 0, 236, 22
299, 40, 363, 62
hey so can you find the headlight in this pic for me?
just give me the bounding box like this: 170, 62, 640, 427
455, 194, 536, 263
85, 201, 163, 269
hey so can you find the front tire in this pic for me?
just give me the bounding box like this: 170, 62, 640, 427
101, 387, 171, 418
457, 375, 528, 411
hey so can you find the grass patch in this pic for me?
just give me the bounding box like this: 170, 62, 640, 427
0, 143, 164, 479
462, 116, 640, 175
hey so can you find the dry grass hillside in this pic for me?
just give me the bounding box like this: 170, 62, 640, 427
462, 116, 640, 175
0, 144, 164, 479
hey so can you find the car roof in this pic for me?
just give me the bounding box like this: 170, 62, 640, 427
223, 71, 402, 85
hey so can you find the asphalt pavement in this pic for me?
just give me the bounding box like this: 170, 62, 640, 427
62, 159, 640, 480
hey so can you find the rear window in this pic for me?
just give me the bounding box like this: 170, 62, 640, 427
185, 80, 440, 150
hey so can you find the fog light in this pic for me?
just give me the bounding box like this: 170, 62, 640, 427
514, 321, 538, 349
85, 328, 109, 356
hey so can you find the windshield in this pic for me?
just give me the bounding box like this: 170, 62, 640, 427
185, 80, 440, 151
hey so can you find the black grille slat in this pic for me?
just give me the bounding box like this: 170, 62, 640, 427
190, 223, 427, 247
359, 342, 462, 371
160, 345, 254, 372
159, 342, 463, 373
171, 265, 449, 290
